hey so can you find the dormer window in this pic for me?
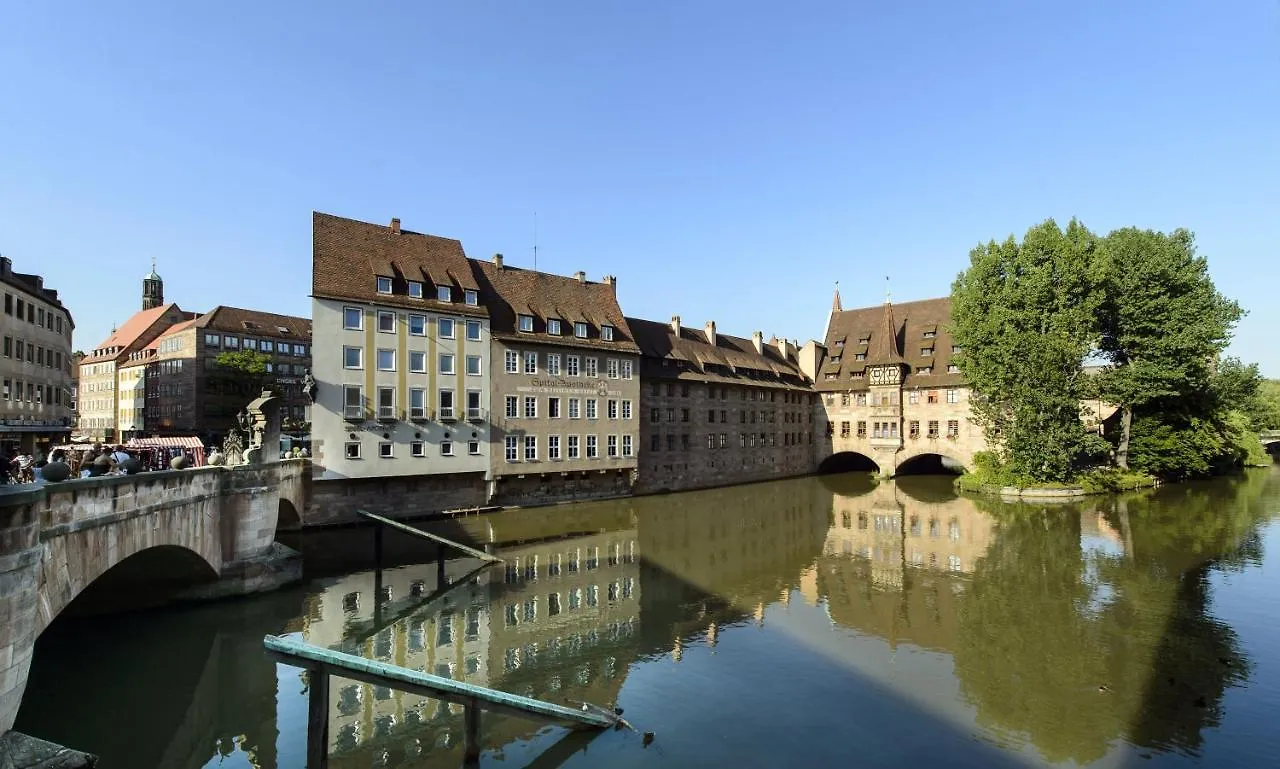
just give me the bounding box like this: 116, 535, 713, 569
437, 285, 452, 302
851, 371, 864, 379
921, 347, 934, 357
917, 366, 933, 375
948, 364, 960, 373
601, 324, 614, 342
834, 340, 844, 348
464, 289, 478, 306
408, 281, 423, 299
952, 345, 962, 354
376, 276, 393, 294
574, 322, 588, 339
829, 355, 841, 364
518, 314, 534, 333
547, 318, 562, 335
923, 330, 936, 339
858, 336, 870, 345
854, 353, 866, 361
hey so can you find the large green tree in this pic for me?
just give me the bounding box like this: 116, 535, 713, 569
951, 219, 1105, 482
1094, 228, 1242, 469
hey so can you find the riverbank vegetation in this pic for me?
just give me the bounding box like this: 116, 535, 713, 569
951, 219, 1268, 489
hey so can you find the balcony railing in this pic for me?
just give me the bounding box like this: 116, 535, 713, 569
466, 407, 488, 423
439, 407, 457, 422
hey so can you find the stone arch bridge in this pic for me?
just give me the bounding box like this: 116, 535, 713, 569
817, 435, 977, 478
0, 460, 310, 734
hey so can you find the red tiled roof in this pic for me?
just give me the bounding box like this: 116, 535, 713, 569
475, 260, 639, 354
818, 297, 963, 391
626, 316, 809, 389
312, 212, 487, 318
194, 306, 311, 340
158, 318, 198, 338
80, 303, 181, 363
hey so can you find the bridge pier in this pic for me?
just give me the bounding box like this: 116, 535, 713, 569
0, 489, 41, 734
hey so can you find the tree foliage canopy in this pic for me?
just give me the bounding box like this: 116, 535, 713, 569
951, 219, 1255, 483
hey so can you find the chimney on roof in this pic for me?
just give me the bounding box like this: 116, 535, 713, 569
752, 331, 764, 355
574, 271, 586, 283
671, 315, 682, 337
773, 336, 794, 359
705, 320, 716, 347
0, 256, 10, 277
603, 275, 616, 292
390, 217, 401, 234
493, 253, 504, 269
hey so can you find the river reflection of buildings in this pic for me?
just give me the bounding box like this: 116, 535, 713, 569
297, 528, 640, 766
803, 479, 996, 652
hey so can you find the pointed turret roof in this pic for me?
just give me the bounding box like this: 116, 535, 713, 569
831, 284, 842, 313
867, 300, 904, 364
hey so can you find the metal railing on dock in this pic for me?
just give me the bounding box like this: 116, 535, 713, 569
264, 634, 618, 767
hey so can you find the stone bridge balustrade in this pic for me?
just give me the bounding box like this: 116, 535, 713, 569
0, 460, 310, 735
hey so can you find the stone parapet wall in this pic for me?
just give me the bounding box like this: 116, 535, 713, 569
304, 472, 487, 527
490, 469, 633, 507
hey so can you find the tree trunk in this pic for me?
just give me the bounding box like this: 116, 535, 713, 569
1116, 406, 1132, 470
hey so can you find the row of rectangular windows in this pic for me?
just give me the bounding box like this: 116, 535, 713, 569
2, 336, 67, 371
503, 395, 631, 420
831, 389, 961, 406
203, 334, 308, 356
651, 407, 809, 425
1, 378, 67, 406
343, 384, 481, 421
2, 293, 67, 336
347, 438, 482, 460
826, 364, 959, 381
828, 343, 959, 364
343, 347, 482, 375
375, 277, 479, 307
503, 434, 633, 461
650, 382, 810, 403
343, 307, 483, 341
651, 431, 811, 451
503, 350, 632, 379
836, 420, 962, 438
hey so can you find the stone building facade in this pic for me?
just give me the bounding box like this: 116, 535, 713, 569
627, 316, 817, 494
310, 213, 493, 518
0, 256, 76, 455
478, 257, 640, 505
812, 293, 982, 477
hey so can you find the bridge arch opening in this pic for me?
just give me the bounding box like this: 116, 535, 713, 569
818, 452, 880, 475
56, 545, 219, 622
895, 453, 966, 477
278, 498, 301, 530
1264, 441, 1280, 460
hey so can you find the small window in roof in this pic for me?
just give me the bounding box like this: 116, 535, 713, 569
601, 324, 614, 341
437, 285, 452, 302
408, 281, 424, 299
464, 289, 478, 306
242, 321, 260, 330
518, 314, 534, 333
277, 326, 291, 334
574, 322, 588, 339
376, 276, 393, 294
547, 318, 562, 335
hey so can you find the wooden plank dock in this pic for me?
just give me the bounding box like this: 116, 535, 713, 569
264, 634, 617, 766
357, 509, 504, 563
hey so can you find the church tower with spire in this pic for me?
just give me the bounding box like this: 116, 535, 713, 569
142, 258, 164, 310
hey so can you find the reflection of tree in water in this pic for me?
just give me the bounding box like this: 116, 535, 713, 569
953, 473, 1268, 764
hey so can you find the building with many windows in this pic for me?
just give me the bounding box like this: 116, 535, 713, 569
0, 255, 76, 455
627, 315, 817, 494
478, 256, 640, 504
812, 292, 980, 477
310, 213, 493, 516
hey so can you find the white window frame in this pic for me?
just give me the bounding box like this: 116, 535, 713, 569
409, 351, 426, 374
466, 389, 482, 419
585, 357, 598, 378
601, 324, 614, 341
524, 435, 537, 461
518, 314, 534, 332
407, 280, 423, 299
438, 318, 455, 339
505, 395, 518, 419
606, 359, 619, 379
622, 360, 633, 379
622, 434, 633, 457
377, 311, 396, 333
343, 346, 363, 370
548, 435, 561, 460
439, 353, 456, 375
505, 436, 519, 462
466, 319, 481, 341
411, 441, 426, 457
547, 318, 561, 335
345, 441, 362, 459
409, 315, 426, 336
439, 389, 455, 420
585, 399, 597, 420
607, 435, 618, 457
523, 351, 537, 375
464, 289, 478, 306
437, 285, 452, 302
586, 435, 598, 458
607, 399, 618, 420
574, 322, 588, 339
343, 385, 363, 420
567, 355, 580, 376
524, 396, 537, 419
410, 388, 426, 419
567, 435, 580, 459
505, 350, 519, 374
465, 355, 482, 376
547, 353, 561, 376
379, 441, 394, 458
377, 387, 395, 419
376, 276, 393, 294
568, 398, 580, 419
441, 440, 454, 456
621, 400, 632, 419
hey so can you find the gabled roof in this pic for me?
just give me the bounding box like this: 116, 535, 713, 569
195, 306, 312, 340
158, 318, 198, 338
474, 260, 639, 354
80, 303, 182, 364
818, 297, 962, 391
312, 212, 487, 317
626, 317, 810, 389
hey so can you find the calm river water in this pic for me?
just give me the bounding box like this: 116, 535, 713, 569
16, 466, 1280, 768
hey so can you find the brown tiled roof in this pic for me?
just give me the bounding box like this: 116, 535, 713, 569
818, 297, 963, 391
80, 303, 182, 364
158, 318, 198, 338
474, 260, 639, 354
626, 317, 810, 390
312, 211, 487, 318
195, 306, 312, 340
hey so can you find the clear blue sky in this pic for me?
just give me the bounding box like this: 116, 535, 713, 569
2, 1, 1277, 373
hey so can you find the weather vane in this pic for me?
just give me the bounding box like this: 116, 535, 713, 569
885, 275, 891, 303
